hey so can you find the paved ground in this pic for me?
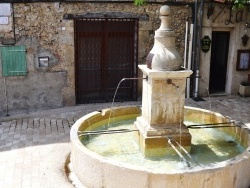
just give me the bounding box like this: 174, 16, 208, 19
0, 95, 249, 188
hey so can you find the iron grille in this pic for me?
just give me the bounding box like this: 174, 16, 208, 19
75, 18, 138, 103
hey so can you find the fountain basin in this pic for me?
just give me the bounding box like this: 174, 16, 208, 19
70, 106, 250, 188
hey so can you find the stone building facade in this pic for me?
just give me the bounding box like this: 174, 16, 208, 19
200, 3, 250, 96
0, 1, 249, 116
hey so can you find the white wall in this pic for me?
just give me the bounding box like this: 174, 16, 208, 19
199, 3, 250, 96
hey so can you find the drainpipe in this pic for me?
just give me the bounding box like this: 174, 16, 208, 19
3, 78, 9, 116
10, 3, 16, 45
184, 20, 188, 68
194, 70, 199, 98
193, 0, 204, 98
191, 0, 198, 68
187, 21, 193, 98
190, 0, 198, 96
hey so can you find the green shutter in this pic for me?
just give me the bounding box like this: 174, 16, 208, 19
1, 46, 27, 76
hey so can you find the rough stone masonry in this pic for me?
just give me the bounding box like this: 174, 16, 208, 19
0, 1, 191, 117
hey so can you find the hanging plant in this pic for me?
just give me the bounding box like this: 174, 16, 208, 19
230, 0, 249, 9
134, 0, 146, 6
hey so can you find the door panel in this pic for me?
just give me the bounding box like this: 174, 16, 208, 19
75, 18, 138, 103
209, 32, 230, 93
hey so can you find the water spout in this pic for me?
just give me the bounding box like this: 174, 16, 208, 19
78, 129, 138, 137
167, 137, 200, 166
167, 137, 191, 167
107, 77, 147, 127
187, 121, 236, 129
166, 79, 179, 89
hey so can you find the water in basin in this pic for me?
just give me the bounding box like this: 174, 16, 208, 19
81, 118, 245, 173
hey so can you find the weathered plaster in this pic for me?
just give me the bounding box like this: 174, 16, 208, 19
0, 72, 67, 116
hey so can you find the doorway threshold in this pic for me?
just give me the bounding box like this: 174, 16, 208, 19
209, 92, 229, 97
192, 97, 206, 102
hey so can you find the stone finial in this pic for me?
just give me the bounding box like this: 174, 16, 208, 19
160, 5, 171, 15
159, 5, 172, 31
146, 5, 182, 71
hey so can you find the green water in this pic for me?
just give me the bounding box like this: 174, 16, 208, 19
81, 119, 245, 173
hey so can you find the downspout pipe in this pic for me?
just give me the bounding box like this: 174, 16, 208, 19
191, 0, 198, 98
194, 0, 204, 98
10, 3, 16, 45
187, 20, 193, 98
3, 78, 9, 116
184, 20, 188, 68
192, 0, 198, 68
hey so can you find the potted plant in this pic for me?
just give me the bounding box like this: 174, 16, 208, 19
239, 81, 250, 97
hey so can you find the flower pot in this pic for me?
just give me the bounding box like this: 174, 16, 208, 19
239, 84, 250, 97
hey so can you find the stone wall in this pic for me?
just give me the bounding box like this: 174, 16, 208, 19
0, 72, 67, 116
1, 1, 249, 116
0, 2, 192, 116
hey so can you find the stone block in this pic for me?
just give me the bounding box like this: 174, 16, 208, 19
139, 21, 153, 31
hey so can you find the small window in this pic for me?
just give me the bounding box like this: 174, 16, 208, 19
236, 50, 250, 71
1, 46, 27, 76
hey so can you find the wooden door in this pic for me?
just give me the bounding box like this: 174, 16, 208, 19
75, 18, 138, 103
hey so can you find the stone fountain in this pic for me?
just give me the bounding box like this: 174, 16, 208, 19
70, 5, 250, 188
134, 5, 192, 158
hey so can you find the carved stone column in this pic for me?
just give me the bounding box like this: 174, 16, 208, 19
135, 5, 193, 157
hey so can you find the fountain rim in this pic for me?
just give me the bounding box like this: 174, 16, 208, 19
70, 105, 250, 174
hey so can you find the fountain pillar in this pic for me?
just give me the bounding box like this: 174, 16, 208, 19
134, 5, 193, 157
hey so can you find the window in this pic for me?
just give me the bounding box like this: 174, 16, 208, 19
1, 46, 27, 76
236, 50, 250, 71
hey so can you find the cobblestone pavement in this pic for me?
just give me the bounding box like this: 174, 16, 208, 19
0, 96, 249, 188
